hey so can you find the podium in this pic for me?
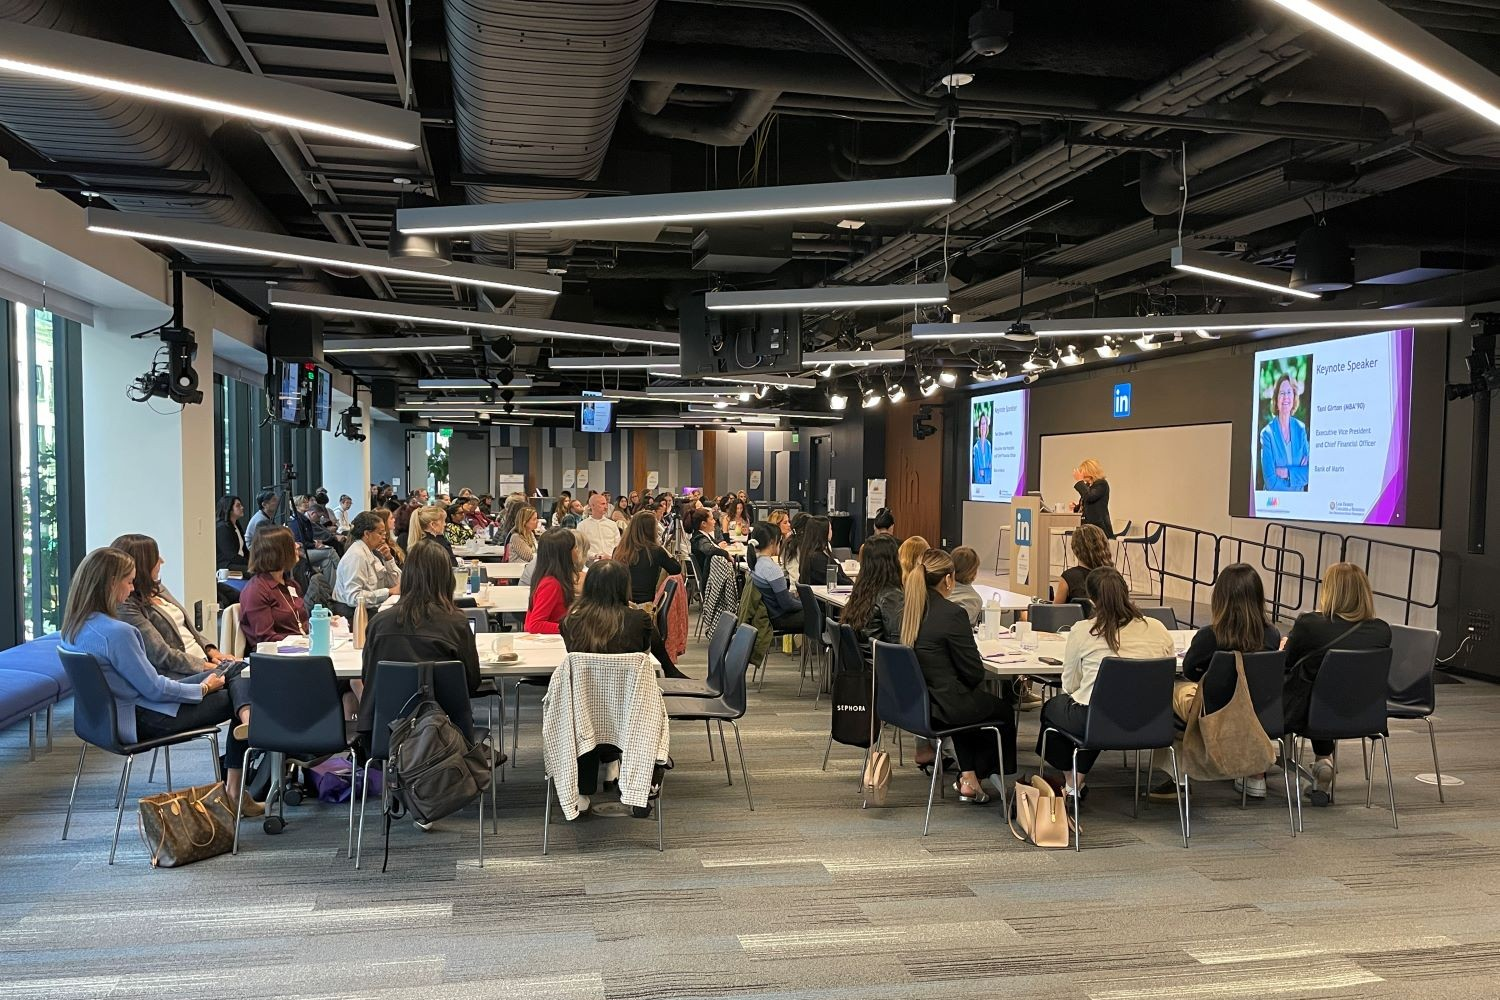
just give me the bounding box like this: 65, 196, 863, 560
1007, 497, 1080, 600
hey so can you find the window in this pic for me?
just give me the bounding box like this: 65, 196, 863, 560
7, 302, 83, 642
214, 370, 324, 510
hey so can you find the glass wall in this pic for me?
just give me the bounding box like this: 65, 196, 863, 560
213, 371, 323, 513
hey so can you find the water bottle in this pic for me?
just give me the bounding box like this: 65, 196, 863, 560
468, 560, 482, 594
309, 604, 331, 656
828, 557, 840, 590
983, 597, 1003, 641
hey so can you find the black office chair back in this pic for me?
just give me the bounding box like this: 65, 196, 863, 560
246, 654, 349, 756
366, 660, 475, 761
1138, 606, 1178, 629
1082, 656, 1177, 751
872, 640, 935, 739
1387, 623, 1439, 717
718, 624, 757, 717
1306, 647, 1393, 740
655, 577, 679, 639
796, 584, 824, 643
835, 623, 866, 677
463, 608, 491, 634
1028, 603, 1084, 633
58, 649, 123, 753
1068, 597, 1094, 618
1199, 650, 1286, 736
832, 546, 854, 563
705, 611, 737, 691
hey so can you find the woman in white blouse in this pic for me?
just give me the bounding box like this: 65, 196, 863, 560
112, 533, 235, 679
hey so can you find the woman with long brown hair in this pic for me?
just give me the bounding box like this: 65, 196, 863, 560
900, 548, 1016, 802
1054, 523, 1113, 606
239, 526, 311, 649
112, 533, 232, 679
506, 505, 540, 564
614, 510, 682, 606
794, 514, 852, 587
61, 548, 256, 810
1037, 566, 1174, 798
839, 535, 904, 654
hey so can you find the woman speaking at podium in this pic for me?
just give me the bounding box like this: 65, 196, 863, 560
1071, 458, 1113, 538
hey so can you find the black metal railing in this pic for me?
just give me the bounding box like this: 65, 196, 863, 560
1262, 523, 1440, 626
1141, 521, 1308, 627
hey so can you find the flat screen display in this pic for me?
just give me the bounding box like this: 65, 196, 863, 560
1249, 327, 1414, 525
312, 367, 333, 432
577, 398, 614, 433
275, 360, 304, 424
967, 389, 1028, 503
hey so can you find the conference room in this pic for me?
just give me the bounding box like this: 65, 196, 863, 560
1, 2, 1499, 997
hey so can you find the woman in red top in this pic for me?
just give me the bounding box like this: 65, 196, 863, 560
524, 528, 582, 634
239, 527, 311, 648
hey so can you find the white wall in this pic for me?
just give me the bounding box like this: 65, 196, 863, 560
320, 389, 371, 509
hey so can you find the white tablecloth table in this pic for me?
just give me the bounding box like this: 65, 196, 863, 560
480, 562, 526, 581
265, 632, 568, 680
378, 586, 531, 615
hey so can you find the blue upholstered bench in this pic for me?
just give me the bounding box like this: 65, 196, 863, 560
0, 633, 68, 759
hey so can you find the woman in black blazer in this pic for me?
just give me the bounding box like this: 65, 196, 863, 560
216, 495, 248, 572
901, 547, 1016, 803
1071, 458, 1114, 538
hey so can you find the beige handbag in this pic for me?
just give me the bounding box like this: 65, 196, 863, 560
1182, 651, 1278, 781
1008, 775, 1073, 848
351, 600, 369, 650
137, 782, 237, 868
861, 748, 892, 806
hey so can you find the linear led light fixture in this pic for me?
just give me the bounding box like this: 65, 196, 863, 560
1170, 247, 1320, 300
398, 174, 957, 235
806, 349, 906, 368
0, 21, 422, 150
705, 283, 949, 312
551, 349, 905, 373
89, 211, 559, 297
911, 307, 1462, 340
325, 335, 471, 354
699, 374, 818, 389
416, 377, 533, 389
404, 407, 563, 419
644, 387, 734, 398
686, 405, 841, 420
546, 355, 679, 371
266, 288, 671, 347
1265, 0, 1500, 130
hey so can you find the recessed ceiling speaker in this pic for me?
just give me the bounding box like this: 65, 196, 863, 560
968, 3, 1013, 57
1290, 224, 1354, 293
387, 191, 453, 270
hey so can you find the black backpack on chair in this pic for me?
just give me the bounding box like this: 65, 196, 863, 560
385, 664, 491, 826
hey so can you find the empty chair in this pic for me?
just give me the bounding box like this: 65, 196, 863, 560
1138, 606, 1178, 630
867, 640, 1010, 836
832, 546, 854, 563
664, 624, 758, 810
58, 650, 222, 865
1027, 603, 1084, 634
463, 608, 491, 634
1040, 656, 1187, 850
1294, 647, 1397, 828
795, 584, 830, 699
1386, 624, 1445, 802
232, 654, 361, 854
1117, 522, 1164, 595
659, 610, 735, 699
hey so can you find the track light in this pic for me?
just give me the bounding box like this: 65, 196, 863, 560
1095, 338, 1119, 359
738, 391, 752, 402
1059, 345, 1083, 366
938, 368, 957, 386
829, 382, 849, 410
712, 400, 730, 409
1135, 334, 1163, 351
1021, 348, 1046, 372
860, 379, 882, 408
885, 377, 906, 403
918, 371, 939, 397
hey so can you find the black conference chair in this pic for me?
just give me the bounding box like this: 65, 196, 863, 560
1293, 647, 1397, 829
654, 577, 679, 667
832, 547, 855, 563
1386, 623, 1444, 803
664, 624, 757, 810
461, 608, 508, 782
867, 640, 1011, 836
1040, 656, 1187, 850
356, 660, 494, 870
58, 650, 223, 865
1138, 606, 1178, 630
1027, 603, 1084, 634
660, 608, 736, 761
795, 584, 831, 700
1179, 651, 1294, 837
232, 654, 360, 854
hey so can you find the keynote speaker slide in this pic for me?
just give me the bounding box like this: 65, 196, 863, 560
969, 389, 1027, 502
1250, 328, 1413, 525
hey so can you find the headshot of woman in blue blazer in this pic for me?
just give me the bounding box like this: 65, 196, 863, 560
1259, 369, 1311, 492
970, 401, 993, 486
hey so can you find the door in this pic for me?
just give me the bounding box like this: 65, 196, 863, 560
809, 436, 826, 513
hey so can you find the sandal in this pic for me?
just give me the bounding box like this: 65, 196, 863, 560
952, 780, 992, 804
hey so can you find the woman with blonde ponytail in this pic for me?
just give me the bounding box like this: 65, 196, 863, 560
900, 547, 1016, 803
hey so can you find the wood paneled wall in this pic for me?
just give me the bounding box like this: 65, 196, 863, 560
884, 400, 944, 545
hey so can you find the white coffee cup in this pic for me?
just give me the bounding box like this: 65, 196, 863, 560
216, 568, 229, 583
1013, 620, 1034, 649
494, 633, 514, 654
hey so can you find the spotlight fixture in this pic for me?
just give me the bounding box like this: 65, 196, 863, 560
829, 382, 849, 410
1095, 338, 1119, 359
1021, 347, 1047, 372
712, 400, 730, 410
1134, 334, 1163, 351
738, 391, 752, 402
938, 368, 958, 386
1059, 344, 1083, 366
885, 376, 906, 404
918, 371, 939, 397
860, 379, 882, 408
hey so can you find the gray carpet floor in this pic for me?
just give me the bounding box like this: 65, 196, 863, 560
0, 635, 1494, 1000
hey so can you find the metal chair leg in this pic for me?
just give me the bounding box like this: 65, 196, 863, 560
61, 744, 87, 841
45, 704, 53, 752
27, 713, 35, 761
232, 747, 252, 856
109, 755, 135, 865
511, 682, 522, 761
541, 775, 552, 856
346, 754, 358, 859
706, 720, 715, 761
1381, 736, 1398, 829
1427, 717, 1445, 804
730, 721, 753, 811
656, 788, 664, 852
354, 765, 370, 869
1070, 749, 1081, 852
1168, 746, 1189, 848
207, 734, 222, 783
921, 740, 942, 837
821, 735, 834, 771
718, 721, 733, 785
163, 746, 173, 791
1281, 746, 1297, 836
147, 748, 157, 783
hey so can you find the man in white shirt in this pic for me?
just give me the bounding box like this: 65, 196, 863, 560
577, 492, 622, 562
334, 511, 402, 610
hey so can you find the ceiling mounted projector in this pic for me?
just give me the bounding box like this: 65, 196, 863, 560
1290, 224, 1354, 294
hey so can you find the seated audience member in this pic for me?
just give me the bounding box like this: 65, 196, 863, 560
901, 547, 1017, 801
737, 489, 756, 523
688, 507, 731, 584
1037, 567, 1175, 799
288, 495, 330, 557
1149, 562, 1281, 801
898, 535, 930, 580
873, 507, 897, 537
839, 535, 904, 660
578, 492, 623, 562
947, 546, 984, 626
373, 507, 405, 568
747, 522, 803, 632
215, 495, 248, 572
358, 538, 482, 739
1282, 562, 1391, 806
615, 511, 683, 605
334, 494, 354, 534
551, 490, 573, 527
795, 515, 853, 587
611, 496, 631, 525
445, 500, 478, 548
113, 534, 232, 681
767, 509, 791, 544
306, 488, 346, 551
524, 528, 582, 634
243, 489, 279, 545
782, 511, 810, 583
407, 504, 454, 565
334, 511, 402, 613
239, 527, 312, 649
1054, 524, 1113, 606
562, 557, 677, 683
506, 505, 540, 564
392, 490, 424, 538
560, 498, 584, 529
61, 547, 257, 811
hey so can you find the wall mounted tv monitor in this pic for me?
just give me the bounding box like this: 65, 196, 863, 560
967, 389, 1028, 503
577, 398, 614, 433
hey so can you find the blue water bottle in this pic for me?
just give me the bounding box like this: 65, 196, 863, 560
309, 604, 331, 655
468, 560, 482, 594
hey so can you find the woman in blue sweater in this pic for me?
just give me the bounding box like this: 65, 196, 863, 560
61, 548, 258, 812
747, 522, 804, 632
